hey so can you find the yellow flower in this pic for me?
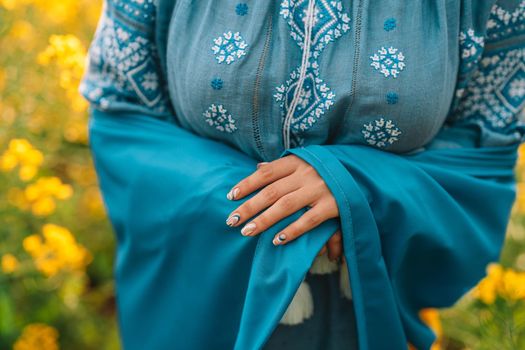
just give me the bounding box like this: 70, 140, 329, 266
0, 139, 43, 181
0, 151, 18, 171
419, 308, 442, 350
23, 224, 92, 277
13, 323, 59, 350
500, 269, 525, 301
31, 196, 57, 216
474, 263, 525, 304
1, 253, 19, 273
19, 165, 39, 182
22, 177, 73, 217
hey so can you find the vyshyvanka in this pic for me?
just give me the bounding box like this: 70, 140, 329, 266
80, 0, 525, 349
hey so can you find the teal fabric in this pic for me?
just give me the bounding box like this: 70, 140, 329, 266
89, 107, 518, 349
80, 0, 525, 349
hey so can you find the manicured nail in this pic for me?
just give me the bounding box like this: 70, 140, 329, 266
257, 162, 269, 169
273, 233, 287, 246
241, 222, 256, 236
227, 187, 240, 200
226, 213, 241, 227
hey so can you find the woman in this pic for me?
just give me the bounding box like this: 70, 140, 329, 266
80, 1, 525, 349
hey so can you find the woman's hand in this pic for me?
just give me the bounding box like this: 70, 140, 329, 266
225, 155, 343, 261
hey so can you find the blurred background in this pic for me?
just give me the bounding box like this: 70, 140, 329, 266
0, 2, 524, 349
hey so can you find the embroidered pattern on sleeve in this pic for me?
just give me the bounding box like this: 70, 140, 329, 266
274, 0, 351, 147
486, 0, 525, 43
79, 0, 170, 113
449, 2, 525, 138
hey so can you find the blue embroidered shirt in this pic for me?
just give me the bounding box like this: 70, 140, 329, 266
80, 0, 525, 161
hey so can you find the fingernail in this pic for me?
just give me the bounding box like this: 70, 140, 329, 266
273, 233, 287, 245
241, 222, 256, 236
226, 213, 241, 226
226, 187, 240, 200
256, 162, 269, 169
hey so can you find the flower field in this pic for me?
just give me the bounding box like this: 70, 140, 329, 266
0, 1, 524, 349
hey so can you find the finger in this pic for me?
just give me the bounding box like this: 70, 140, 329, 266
317, 245, 327, 257
272, 202, 337, 246
225, 174, 301, 227
226, 155, 301, 201
327, 230, 343, 261
239, 188, 317, 237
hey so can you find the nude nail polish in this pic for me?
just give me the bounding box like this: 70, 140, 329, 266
257, 162, 269, 169
226, 187, 240, 200
273, 233, 286, 245
241, 222, 256, 236
226, 213, 240, 226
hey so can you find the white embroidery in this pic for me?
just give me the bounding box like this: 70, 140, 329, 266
211, 31, 248, 65
274, 66, 335, 133
275, 0, 351, 147
456, 48, 525, 128
79, 6, 169, 112
486, 0, 525, 42
370, 46, 406, 78
279, 0, 350, 57
361, 117, 402, 148
203, 104, 238, 133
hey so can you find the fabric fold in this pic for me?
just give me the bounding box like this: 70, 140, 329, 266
280, 143, 518, 349
88, 107, 518, 350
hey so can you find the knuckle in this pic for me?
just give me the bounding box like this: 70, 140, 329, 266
302, 165, 318, 177
258, 165, 274, 180
261, 186, 279, 203
304, 213, 321, 227
241, 201, 253, 213
278, 195, 295, 211
256, 214, 269, 228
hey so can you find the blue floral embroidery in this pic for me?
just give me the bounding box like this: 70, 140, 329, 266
275, 0, 351, 146
383, 18, 396, 31
235, 3, 248, 16
370, 46, 406, 78
211, 31, 248, 65
386, 92, 398, 105
361, 117, 402, 148
203, 104, 238, 133
211, 77, 224, 90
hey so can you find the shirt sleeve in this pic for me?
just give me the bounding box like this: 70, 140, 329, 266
429, 0, 525, 150
79, 0, 174, 120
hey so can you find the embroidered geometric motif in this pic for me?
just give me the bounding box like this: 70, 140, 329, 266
370, 46, 405, 78
80, 7, 169, 112
279, 0, 351, 58
203, 104, 238, 133
486, 0, 525, 43
211, 31, 248, 65
361, 117, 402, 148
455, 47, 525, 130
274, 66, 335, 133
275, 0, 351, 147
496, 62, 525, 113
